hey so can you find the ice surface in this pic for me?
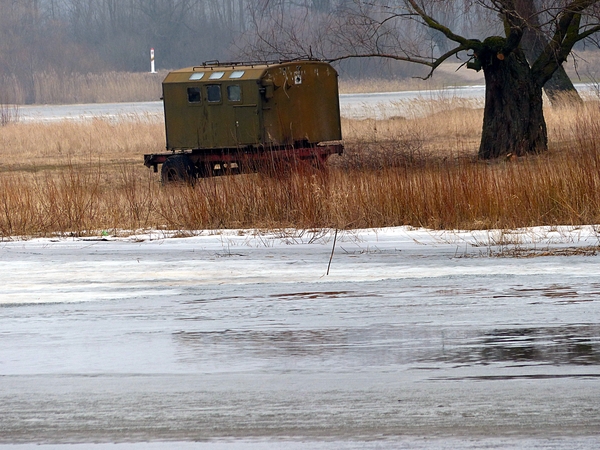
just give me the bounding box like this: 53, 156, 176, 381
3, 225, 600, 305
1, 226, 600, 447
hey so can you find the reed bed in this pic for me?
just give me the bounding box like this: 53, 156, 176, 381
0, 71, 166, 105
1, 70, 457, 105
1, 99, 600, 238
0, 69, 462, 106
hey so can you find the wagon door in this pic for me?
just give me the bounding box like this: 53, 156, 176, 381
230, 81, 260, 146
233, 107, 259, 145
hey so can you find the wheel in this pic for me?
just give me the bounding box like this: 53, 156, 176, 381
161, 155, 196, 184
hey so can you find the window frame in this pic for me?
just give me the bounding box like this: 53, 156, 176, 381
227, 84, 242, 103
229, 70, 245, 79
206, 84, 222, 104
209, 71, 225, 80
187, 86, 202, 104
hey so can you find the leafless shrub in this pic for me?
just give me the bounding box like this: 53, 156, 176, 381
0, 102, 19, 126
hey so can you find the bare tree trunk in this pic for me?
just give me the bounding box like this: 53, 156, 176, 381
105, 0, 118, 31
516, 0, 582, 105
478, 43, 547, 159
239, 0, 244, 31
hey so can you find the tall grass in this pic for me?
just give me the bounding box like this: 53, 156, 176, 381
1, 99, 600, 238
0, 71, 166, 105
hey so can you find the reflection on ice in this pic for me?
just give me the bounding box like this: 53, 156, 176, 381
434, 325, 600, 367
494, 284, 586, 299
270, 291, 360, 300
173, 323, 600, 371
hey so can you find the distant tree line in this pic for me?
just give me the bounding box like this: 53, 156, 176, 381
0, 0, 436, 86
1, 0, 597, 104
0, 0, 249, 76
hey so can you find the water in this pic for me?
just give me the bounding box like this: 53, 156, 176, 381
1, 228, 600, 447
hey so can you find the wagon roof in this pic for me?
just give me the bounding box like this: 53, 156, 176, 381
163, 60, 334, 84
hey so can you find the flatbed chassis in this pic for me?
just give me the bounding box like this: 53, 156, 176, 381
144, 143, 343, 179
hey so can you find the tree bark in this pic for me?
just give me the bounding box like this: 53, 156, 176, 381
477, 42, 547, 159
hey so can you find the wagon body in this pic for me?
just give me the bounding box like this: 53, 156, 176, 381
144, 60, 343, 181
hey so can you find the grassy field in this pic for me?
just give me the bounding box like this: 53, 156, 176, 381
1, 96, 599, 238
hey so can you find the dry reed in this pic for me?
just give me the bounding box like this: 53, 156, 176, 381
1, 99, 600, 238
0, 70, 166, 105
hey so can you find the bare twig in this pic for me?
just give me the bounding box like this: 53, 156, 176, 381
327, 228, 338, 276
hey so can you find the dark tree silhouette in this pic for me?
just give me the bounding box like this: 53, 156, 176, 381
516, 0, 583, 105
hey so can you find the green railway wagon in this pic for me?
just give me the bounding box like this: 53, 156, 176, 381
144, 60, 343, 182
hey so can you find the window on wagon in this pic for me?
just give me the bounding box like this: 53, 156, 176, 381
207, 85, 221, 103
227, 85, 241, 102
187, 87, 201, 103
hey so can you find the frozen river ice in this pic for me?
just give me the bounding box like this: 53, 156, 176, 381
14, 83, 595, 124
1, 227, 600, 448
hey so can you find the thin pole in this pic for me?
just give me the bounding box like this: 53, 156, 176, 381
150, 48, 157, 74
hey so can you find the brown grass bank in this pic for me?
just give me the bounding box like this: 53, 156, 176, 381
0, 71, 166, 105
0, 100, 599, 238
